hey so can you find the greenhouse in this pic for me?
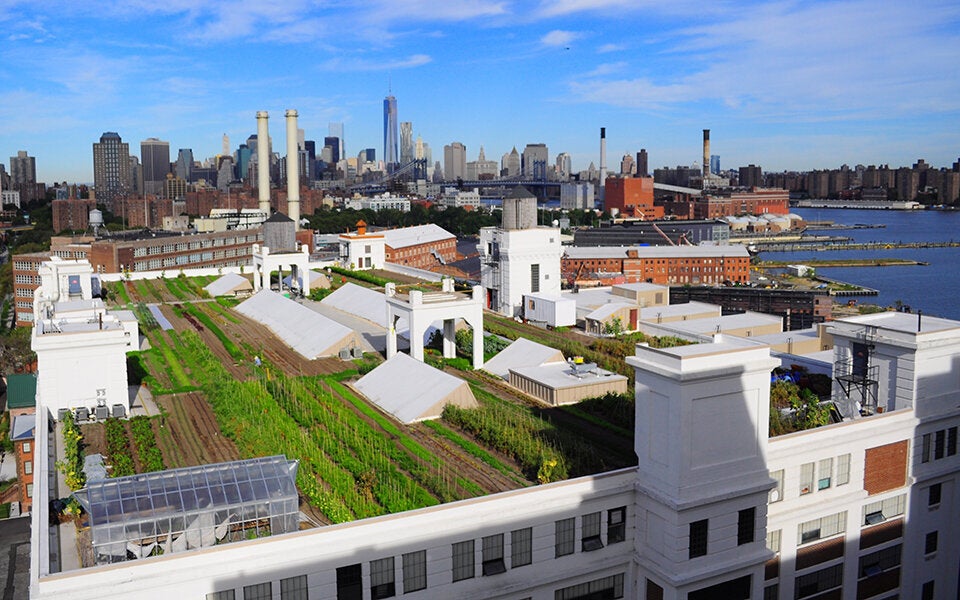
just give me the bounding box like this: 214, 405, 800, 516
73, 455, 299, 565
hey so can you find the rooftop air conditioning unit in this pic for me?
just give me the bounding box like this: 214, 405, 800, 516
76, 407, 90, 421
95, 405, 110, 420
112, 404, 126, 418
339, 348, 351, 360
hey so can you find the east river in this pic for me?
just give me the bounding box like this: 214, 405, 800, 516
759, 208, 960, 321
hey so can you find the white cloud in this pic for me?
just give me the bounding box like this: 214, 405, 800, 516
586, 62, 627, 77
318, 54, 432, 72
541, 29, 580, 47
597, 43, 625, 53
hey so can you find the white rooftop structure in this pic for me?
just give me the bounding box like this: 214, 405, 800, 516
353, 353, 478, 423
637, 301, 721, 322
322, 283, 401, 330
382, 223, 454, 249
235, 290, 359, 359
483, 337, 566, 380
638, 310, 783, 341
204, 272, 253, 297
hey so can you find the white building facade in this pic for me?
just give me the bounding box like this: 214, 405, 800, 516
478, 226, 561, 317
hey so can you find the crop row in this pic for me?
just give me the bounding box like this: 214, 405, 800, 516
422, 420, 519, 479
57, 413, 86, 491
130, 416, 166, 472
180, 303, 243, 361
104, 418, 135, 477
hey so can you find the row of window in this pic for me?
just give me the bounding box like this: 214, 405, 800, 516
207, 575, 307, 600
12, 261, 43, 271
920, 426, 957, 463
131, 235, 260, 257
768, 454, 851, 503
13, 274, 41, 284
688, 507, 756, 559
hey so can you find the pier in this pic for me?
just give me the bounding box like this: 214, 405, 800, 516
754, 240, 960, 252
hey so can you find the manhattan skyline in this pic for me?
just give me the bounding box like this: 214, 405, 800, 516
1, 0, 959, 184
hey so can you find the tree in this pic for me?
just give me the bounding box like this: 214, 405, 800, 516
602, 316, 624, 338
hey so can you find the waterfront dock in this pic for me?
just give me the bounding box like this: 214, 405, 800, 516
753, 240, 960, 252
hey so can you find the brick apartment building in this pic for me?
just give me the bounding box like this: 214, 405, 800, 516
52, 197, 97, 233
562, 245, 751, 287
86, 228, 265, 274
5, 373, 36, 513
11, 252, 49, 326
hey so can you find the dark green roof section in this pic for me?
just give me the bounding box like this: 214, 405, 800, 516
5, 374, 37, 409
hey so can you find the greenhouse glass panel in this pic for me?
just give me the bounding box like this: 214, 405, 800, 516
73, 456, 299, 566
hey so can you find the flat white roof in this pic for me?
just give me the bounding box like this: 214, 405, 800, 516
745, 327, 820, 346
585, 302, 635, 322
236, 290, 354, 358
834, 311, 960, 335
562, 245, 749, 259
382, 224, 454, 250
654, 311, 783, 336
638, 301, 720, 320
322, 283, 397, 330
510, 362, 627, 390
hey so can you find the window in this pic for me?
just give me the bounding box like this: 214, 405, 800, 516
922, 581, 935, 600
763, 584, 778, 600
243, 583, 272, 600
769, 470, 784, 502
555, 574, 624, 600
798, 512, 846, 545
511, 528, 532, 567
766, 529, 781, 553
817, 458, 833, 490
738, 508, 756, 545
452, 540, 475, 582
800, 462, 814, 495
922, 426, 958, 463
925, 531, 938, 555
26, 484, 33, 498
689, 519, 708, 558
370, 557, 395, 599
555, 517, 575, 557
336, 564, 362, 600
481, 534, 506, 576
949, 427, 958, 456
23, 442, 30, 453
858, 544, 901, 578
280, 575, 308, 600
862, 495, 906, 526
935, 430, 945, 460
582, 512, 603, 551
401, 550, 427, 593
607, 507, 626, 544
836, 454, 851, 486
928, 483, 942, 507
207, 592, 235, 600
646, 579, 664, 600
531, 264, 540, 293
794, 564, 842, 599
24, 461, 31, 475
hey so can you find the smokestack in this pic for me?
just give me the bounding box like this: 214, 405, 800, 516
285, 109, 300, 230
599, 127, 607, 193
702, 129, 710, 179
256, 111, 270, 215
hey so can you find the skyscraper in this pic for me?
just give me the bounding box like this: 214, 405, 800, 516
140, 138, 170, 196
555, 152, 572, 181
522, 143, 549, 180
399, 121, 413, 165
710, 155, 721, 176
443, 142, 466, 181
383, 95, 398, 168
328, 122, 344, 162
9, 151, 36, 186
175, 149, 194, 182
93, 132, 132, 211
636, 149, 649, 177
502, 147, 521, 178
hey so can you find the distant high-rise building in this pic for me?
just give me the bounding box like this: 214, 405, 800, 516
502, 147, 521, 178
620, 154, 635, 176
93, 132, 132, 210
710, 155, 720, 175
521, 143, 549, 180
141, 138, 170, 196
222, 134, 230, 157
359, 148, 376, 163
399, 121, 414, 165
328, 122, 344, 160
636, 149, 649, 177
443, 142, 467, 181
237, 145, 252, 181
739, 164, 763, 188
383, 95, 398, 168
129, 155, 142, 197
324, 137, 340, 164
556, 153, 572, 181
9, 150, 36, 186
175, 149, 194, 182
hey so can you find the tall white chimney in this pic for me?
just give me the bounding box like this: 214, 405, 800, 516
256, 111, 270, 215
285, 109, 300, 230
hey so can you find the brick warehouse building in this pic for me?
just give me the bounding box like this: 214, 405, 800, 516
382, 224, 459, 271
86, 228, 265, 274
670, 286, 833, 330
658, 188, 790, 219
562, 245, 751, 287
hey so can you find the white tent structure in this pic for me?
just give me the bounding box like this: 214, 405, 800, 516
204, 273, 253, 297
353, 353, 478, 423
321, 283, 401, 330
282, 270, 330, 291
482, 337, 566, 380
236, 290, 359, 358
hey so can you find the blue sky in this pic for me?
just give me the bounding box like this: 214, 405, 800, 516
2, 0, 959, 184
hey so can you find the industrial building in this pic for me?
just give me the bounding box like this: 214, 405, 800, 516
562, 245, 751, 287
